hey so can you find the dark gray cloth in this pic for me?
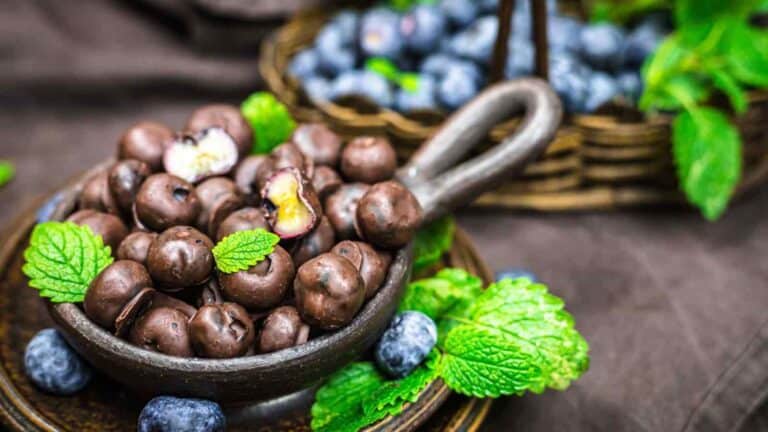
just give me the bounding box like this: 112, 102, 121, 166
1, 1, 768, 431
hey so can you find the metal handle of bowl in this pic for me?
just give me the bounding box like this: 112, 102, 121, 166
396, 78, 563, 223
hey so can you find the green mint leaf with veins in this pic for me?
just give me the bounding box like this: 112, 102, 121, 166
22, 222, 113, 303
439, 277, 589, 398
673, 107, 741, 220
241, 92, 296, 154
412, 216, 455, 273
212, 229, 280, 273
362, 349, 441, 417
311, 362, 386, 432
398, 268, 482, 321
0, 160, 14, 187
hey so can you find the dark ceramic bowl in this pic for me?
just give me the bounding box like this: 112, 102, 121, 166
46, 79, 562, 402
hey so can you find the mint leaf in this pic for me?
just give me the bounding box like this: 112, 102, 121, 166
241, 92, 296, 154
707, 68, 747, 113
311, 362, 386, 432
722, 24, 768, 87
412, 216, 455, 273
212, 229, 280, 273
439, 278, 589, 398
673, 107, 742, 220
22, 222, 113, 303
398, 268, 482, 321
0, 160, 14, 187
362, 349, 441, 417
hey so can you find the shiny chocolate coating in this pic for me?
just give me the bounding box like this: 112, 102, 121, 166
219, 245, 295, 310
324, 183, 370, 240
195, 177, 244, 236
216, 207, 270, 241
147, 226, 214, 291
189, 303, 255, 358
233, 155, 274, 202
356, 181, 423, 250
78, 171, 120, 215
135, 173, 201, 231
114, 287, 155, 337
311, 166, 343, 200
84, 260, 152, 330
118, 121, 173, 171
290, 123, 342, 167
258, 306, 310, 353
67, 209, 129, 252
331, 241, 390, 299
292, 217, 335, 267
108, 159, 151, 214
129, 307, 194, 357
340, 137, 397, 184
294, 253, 365, 329
186, 104, 253, 156
150, 291, 198, 318
196, 278, 224, 307
116, 231, 158, 265
271, 142, 313, 177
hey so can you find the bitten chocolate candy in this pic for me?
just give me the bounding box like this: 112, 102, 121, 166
219, 246, 295, 310
340, 137, 397, 184
116, 231, 158, 265
67, 209, 129, 252
216, 207, 270, 241
189, 303, 255, 358
84, 260, 152, 330
195, 177, 244, 237
78, 171, 120, 215
135, 173, 201, 231
311, 166, 343, 200
292, 216, 335, 267
108, 159, 151, 214
258, 306, 310, 353
261, 168, 322, 239
331, 241, 390, 299
129, 307, 194, 357
294, 253, 365, 330
290, 123, 342, 167
324, 183, 370, 240
186, 104, 253, 156
356, 181, 423, 250
147, 226, 214, 291
118, 121, 174, 171
234, 155, 274, 203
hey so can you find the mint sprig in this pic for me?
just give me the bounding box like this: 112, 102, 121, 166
241, 92, 296, 154
22, 222, 113, 303
0, 160, 14, 187
412, 216, 455, 274
212, 229, 280, 273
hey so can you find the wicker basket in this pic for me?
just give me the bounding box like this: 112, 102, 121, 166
259, 3, 768, 211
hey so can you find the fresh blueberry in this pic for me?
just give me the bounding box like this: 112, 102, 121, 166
396, 75, 438, 113
478, 0, 499, 14
447, 15, 498, 64
360, 8, 404, 60
513, 0, 557, 15
36, 192, 64, 223
400, 5, 447, 54
505, 38, 534, 78
548, 15, 582, 53
623, 22, 665, 67
584, 72, 619, 112
495, 268, 538, 282
437, 65, 480, 110
315, 25, 357, 76
440, 0, 479, 29
288, 49, 320, 80
420, 54, 455, 77
331, 70, 394, 108
302, 76, 332, 103
24, 329, 92, 395
616, 70, 643, 101
549, 54, 590, 113
375, 311, 437, 379
329, 10, 359, 45
579, 24, 626, 71
138, 396, 225, 432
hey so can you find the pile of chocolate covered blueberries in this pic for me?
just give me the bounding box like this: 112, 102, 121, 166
68, 104, 424, 359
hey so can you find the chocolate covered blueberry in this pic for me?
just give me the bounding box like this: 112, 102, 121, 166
78, 171, 120, 215
164, 128, 239, 184
84, 260, 152, 330
258, 306, 310, 353
118, 121, 174, 172
129, 307, 194, 357
261, 168, 322, 239
294, 253, 365, 329
196, 278, 224, 307
216, 207, 270, 241
108, 159, 151, 214
67, 209, 129, 252
356, 181, 423, 249
147, 226, 214, 292
292, 216, 335, 267
340, 137, 397, 184
324, 183, 369, 240
116, 231, 158, 266
195, 177, 244, 237
290, 123, 342, 167
135, 173, 201, 232
311, 166, 343, 200
233, 155, 274, 202
219, 245, 295, 310
186, 104, 253, 157
271, 142, 311, 176
331, 240, 390, 299
189, 303, 255, 358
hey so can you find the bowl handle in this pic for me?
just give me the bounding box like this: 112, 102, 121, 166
396, 78, 562, 223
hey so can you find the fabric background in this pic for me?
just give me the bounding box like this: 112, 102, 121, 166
1, 1, 767, 430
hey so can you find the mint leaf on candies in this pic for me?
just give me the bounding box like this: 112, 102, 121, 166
241, 92, 296, 154
439, 277, 589, 397
212, 229, 280, 273
0, 160, 14, 187
22, 222, 113, 303
412, 216, 455, 273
